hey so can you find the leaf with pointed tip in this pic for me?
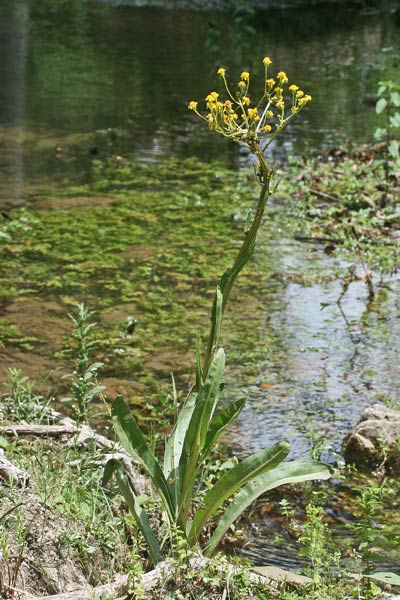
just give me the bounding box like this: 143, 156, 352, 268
365, 572, 400, 587
200, 397, 246, 461
111, 396, 175, 521
103, 458, 162, 566
205, 460, 331, 556
189, 441, 290, 545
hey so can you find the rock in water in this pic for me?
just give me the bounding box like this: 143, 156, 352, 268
343, 405, 400, 476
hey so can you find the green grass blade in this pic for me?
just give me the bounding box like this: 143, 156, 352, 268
200, 397, 246, 461
205, 460, 331, 556
189, 441, 290, 545
106, 459, 162, 566
112, 396, 175, 521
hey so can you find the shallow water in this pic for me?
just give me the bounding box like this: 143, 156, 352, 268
1, 0, 400, 572
1, 0, 400, 200
231, 239, 400, 460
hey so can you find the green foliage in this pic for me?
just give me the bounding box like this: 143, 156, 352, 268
346, 479, 400, 588
298, 503, 340, 590
277, 150, 400, 276
62, 303, 105, 423
105, 60, 330, 566
205, 0, 256, 70
2, 368, 50, 423
374, 79, 400, 190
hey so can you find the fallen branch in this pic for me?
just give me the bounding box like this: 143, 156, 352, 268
23, 557, 283, 600
0, 450, 30, 487
0, 423, 78, 437
308, 187, 341, 203
0, 420, 147, 494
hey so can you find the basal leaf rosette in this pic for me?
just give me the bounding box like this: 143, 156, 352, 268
188, 57, 311, 152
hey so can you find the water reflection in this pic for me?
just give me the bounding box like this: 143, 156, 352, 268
0, 0, 399, 200
0, 2, 29, 203
229, 237, 400, 460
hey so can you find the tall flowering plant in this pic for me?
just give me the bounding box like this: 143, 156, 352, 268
189, 58, 311, 376
106, 58, 328, 565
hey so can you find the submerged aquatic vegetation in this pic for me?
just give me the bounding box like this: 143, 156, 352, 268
277, 147, 400, 278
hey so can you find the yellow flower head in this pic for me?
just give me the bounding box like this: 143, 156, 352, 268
188, 56, 311, 151
298, 94, 312, 107
277, 71, 288, 84
248, 107, 259, 120
206, 91, 219, 109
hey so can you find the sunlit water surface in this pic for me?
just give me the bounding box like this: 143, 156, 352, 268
1, 0, 400, 571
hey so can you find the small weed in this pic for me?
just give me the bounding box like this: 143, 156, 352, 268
62, 303, 105, 423
374, 79, 400, 196
2, 368, 50, 423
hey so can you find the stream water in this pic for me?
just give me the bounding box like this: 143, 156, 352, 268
1, 0, 400, 200
1, 0, 400, 571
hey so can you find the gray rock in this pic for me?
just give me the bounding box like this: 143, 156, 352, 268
343, 405, 400, 476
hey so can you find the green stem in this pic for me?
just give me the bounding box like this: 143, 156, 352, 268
202, 151, 271, 378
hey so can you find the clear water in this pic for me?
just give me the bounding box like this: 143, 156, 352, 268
1, 0, 399, 200
1, 0, 400, 570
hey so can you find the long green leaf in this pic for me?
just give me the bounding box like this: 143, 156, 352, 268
104, 458, 162, 566
189, 441, 290, 545
163, 388, 198, 490
178, 348, 226, 523
200, 397, 246, 462
111, 396, 175, 521
365, 572, 400, 587
205, 460, 331, 556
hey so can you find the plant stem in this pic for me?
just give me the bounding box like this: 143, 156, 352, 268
202, 152, 271, 378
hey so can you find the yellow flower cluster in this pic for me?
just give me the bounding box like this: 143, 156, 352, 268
188, 57, 311, 151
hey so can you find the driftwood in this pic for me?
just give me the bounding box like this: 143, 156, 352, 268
0, 418, 148, 495
22, 560, 400, 600
22, 557, 291, 600
0, 423, 78, 437
0, 449, 30, 487
0, 420, 132, 458
308, 187, 341, 203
